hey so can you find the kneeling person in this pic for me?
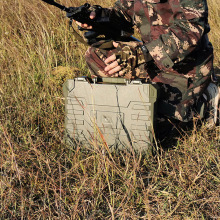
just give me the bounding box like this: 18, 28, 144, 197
77, 0, 219, 140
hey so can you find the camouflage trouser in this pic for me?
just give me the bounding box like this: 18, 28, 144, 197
85, 43, 212, 141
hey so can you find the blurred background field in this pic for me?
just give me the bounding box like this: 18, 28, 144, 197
0, 0, 219, 219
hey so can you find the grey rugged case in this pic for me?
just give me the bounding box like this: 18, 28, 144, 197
63, 77, 158, 152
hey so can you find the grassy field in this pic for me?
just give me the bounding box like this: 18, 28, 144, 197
0, 0, 219, 219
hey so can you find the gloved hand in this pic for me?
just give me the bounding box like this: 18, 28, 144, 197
104, 42, 152, 77
114, 43, 137, 76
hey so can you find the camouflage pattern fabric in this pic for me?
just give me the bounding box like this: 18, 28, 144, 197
85, 41, 149, 79
85, 0, 214, 123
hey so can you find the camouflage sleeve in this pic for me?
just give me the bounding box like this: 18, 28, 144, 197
145, 0, 210, 70
113, 0, 135, 25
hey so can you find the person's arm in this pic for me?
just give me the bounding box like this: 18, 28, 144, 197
144, 0, 210, 70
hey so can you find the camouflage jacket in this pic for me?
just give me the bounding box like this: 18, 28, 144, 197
113, 0, 213, 72
111, 0, 213, 121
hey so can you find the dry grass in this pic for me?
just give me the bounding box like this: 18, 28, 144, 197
208, 0, 220, 67
0, 0, 219, 219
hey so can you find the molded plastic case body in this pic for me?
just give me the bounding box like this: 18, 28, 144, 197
63, 77, 158, 152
